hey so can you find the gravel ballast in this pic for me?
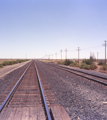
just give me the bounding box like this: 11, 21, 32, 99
0, 62, 30, 95
61, 65, 107, 78
36, 61, 107, 120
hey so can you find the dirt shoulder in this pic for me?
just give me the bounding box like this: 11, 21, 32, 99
0, 60, 31, 78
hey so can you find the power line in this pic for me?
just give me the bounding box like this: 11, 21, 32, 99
81, 44, 102, 50
68, 44, 102, 51
46, 43, 103, 60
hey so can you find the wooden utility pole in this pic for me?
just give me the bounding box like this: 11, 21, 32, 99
26, 54, 27, 59
97, 52, 99, 63
60, 49, 63, 61
51, 54, 52, 59
105, 41, 107, 64
65, 49, 68, 59
48, 55, 50, 59
77, 47, 80, 64
55, 53, 57, 60
103, 41, 107, 64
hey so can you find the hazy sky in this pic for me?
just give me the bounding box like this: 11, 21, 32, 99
0, 0, 107, 59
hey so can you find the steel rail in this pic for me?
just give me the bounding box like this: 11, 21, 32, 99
57, 64, 107, 79
0, 61, 32, 112
34, 62, 52, 120
46, 63, 107, 86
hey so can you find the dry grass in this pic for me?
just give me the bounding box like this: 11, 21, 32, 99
0, 59, 17, 64
39, 59, 66, 63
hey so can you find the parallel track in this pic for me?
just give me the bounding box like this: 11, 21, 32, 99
45, 62, 107, 86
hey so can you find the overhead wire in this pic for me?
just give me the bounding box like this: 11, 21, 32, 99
68, 44, 102, 51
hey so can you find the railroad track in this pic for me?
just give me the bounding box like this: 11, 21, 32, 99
0, 60, 70, 120
45, 62, 107, 86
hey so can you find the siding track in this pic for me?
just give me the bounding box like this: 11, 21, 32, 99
45, 62, 107, 86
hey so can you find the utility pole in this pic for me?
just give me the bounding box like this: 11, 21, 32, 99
55, 53, 57, 60
60, 49, 63, 61
26, 54, 27, 59
90, 52, 92, 59
48, 55, 50, 59
65, 49, 68, 59
52, 54, 53, 61
77, 47, 80, 65
97, 52, 99, 63
45, 54, 47, 59
103, 41, 107, 64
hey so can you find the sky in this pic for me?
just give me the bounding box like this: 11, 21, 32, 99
0, 0, 107, 59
